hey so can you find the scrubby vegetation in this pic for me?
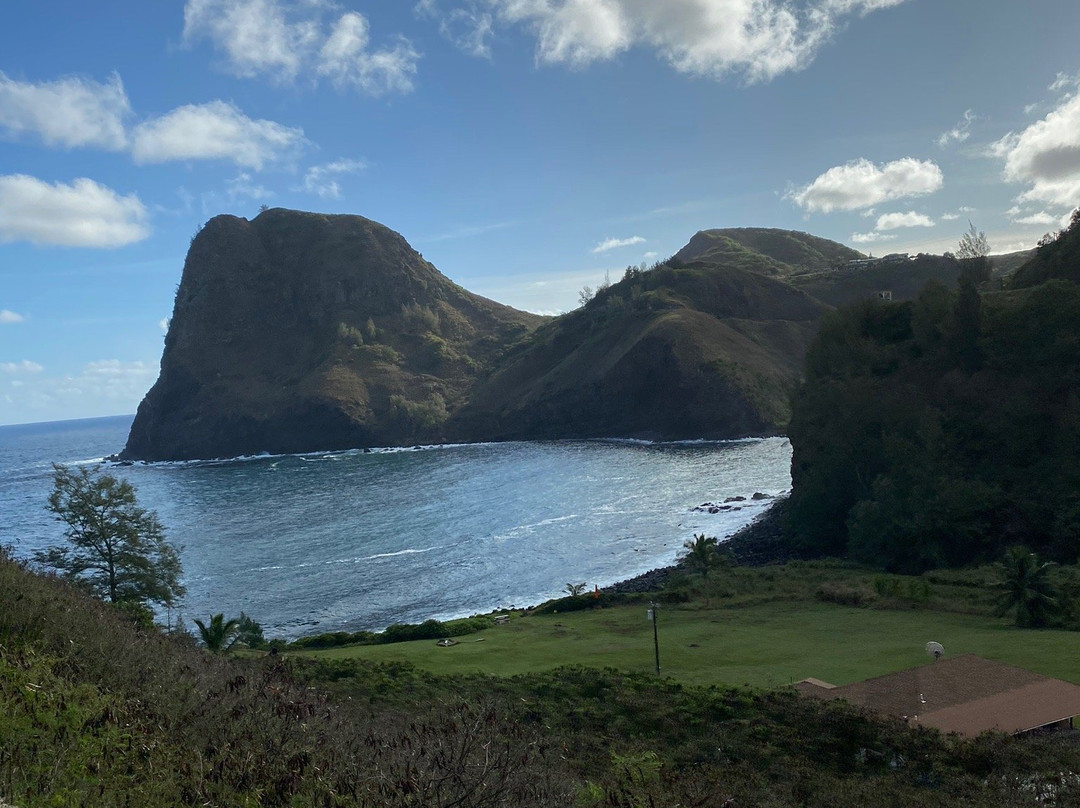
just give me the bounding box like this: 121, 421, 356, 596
7, 547, 1080, 807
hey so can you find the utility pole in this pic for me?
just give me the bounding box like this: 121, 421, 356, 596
649, 601, 660, 674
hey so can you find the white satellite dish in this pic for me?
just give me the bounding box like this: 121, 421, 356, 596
926, 641, 944, 660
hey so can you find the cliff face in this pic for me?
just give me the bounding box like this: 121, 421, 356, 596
124, 209, 969, 460
122, 209, 542, 460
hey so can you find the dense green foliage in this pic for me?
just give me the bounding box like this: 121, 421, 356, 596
788, 266, 1080, 572
193, 612, 241, 652
683, 532, 724, 577
34, 464, 184, 609
287, 615, 496, 649
994, 547, 1061, 628
1011, 208, 1080, 288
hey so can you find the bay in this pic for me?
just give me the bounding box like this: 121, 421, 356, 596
0, 416, 791, 639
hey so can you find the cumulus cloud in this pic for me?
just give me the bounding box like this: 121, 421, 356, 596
0, 72, 131, 150
1, 360, 43, 373
592, 235, 646, 253
940, 212, 960, 221
850, 232, 896, 244
937, 108, 975, 148
993, 90, 1080, 209
788, 157, 943, 213
875, 211, 934, 230
318, 12, 420, 95
184, 0, 420, 95
132, 101, 306, 170
0, 310, 26, 324
429, 0, 906, 83
0, 175, 149, 248
296, 158, 368, 199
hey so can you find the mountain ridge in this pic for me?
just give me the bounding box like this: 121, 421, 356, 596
122, 208, 968, 460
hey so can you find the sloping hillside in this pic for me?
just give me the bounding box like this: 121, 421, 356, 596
451, 261, 828, 441
123, 210, 972, 459
674, 227, 861, 274
122, 209, 544, 460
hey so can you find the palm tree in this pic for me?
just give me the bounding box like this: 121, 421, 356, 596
994, 546, 1059, 628
683, 533, 721, 578
194, 613, 241, 653
565, 582, 587, 597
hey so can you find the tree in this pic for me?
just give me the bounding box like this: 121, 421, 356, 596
957, 221, 991, 261
994, 546, 1059, 627
565, 582, 587, 597
236, 612, 266, 649
36, 464, 184, 610
194, 613, 241, 653
682, 533, 721, 578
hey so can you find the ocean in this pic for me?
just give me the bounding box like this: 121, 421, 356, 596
0, 415, 792, 639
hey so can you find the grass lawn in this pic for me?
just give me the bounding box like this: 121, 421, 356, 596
299, 600, 1080, 688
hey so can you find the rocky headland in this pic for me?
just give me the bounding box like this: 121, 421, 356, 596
122, 209, 968, 460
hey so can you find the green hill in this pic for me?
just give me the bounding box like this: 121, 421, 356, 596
674, 227, 862, 274
123, 210, 971, 459
1011, 210, 1080, 288
122, 209, 545, 460
450, 261, 827, 441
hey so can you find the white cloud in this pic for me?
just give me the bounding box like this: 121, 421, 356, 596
0, 72, 130, 150
437, 0, 907, 83
416, 0, 495, 58
0, 175, 149, 248
1, 360, 43, 373
936, 108, 975, 148
296, 158, 368, 198
1049, 71, 1080, 94
159, 318, 171, 334
592, 235, 646, 253
993, 91, 1080, 208
1011, 210, 1058, 226
184, 0, 317, 80
789, 157, 943, 213
875, 211, 934, 230
0, 310, 26, 324
227, 173, 273, 202
318, 12, 421, 95
939, 212, 960, 221
1, 359, 159, 422
183, 0, 420, 95
850, 231, 896, 244
132, 101, 306, 170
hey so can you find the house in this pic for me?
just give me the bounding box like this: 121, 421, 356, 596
795, 654, 1080, 737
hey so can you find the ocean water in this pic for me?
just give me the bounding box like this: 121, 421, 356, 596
0, 415, 791, 639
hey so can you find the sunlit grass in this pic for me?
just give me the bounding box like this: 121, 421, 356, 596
300, 599, 1080, 688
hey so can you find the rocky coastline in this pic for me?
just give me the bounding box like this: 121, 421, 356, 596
602, 496, 793, 595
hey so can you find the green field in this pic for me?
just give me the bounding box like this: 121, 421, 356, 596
300, 600, 1080, 687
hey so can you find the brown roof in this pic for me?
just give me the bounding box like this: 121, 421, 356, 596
801, 654, 1080, 737
792, 677, 837, 696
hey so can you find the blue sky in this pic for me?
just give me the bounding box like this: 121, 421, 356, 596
2, 0, 1080, 425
